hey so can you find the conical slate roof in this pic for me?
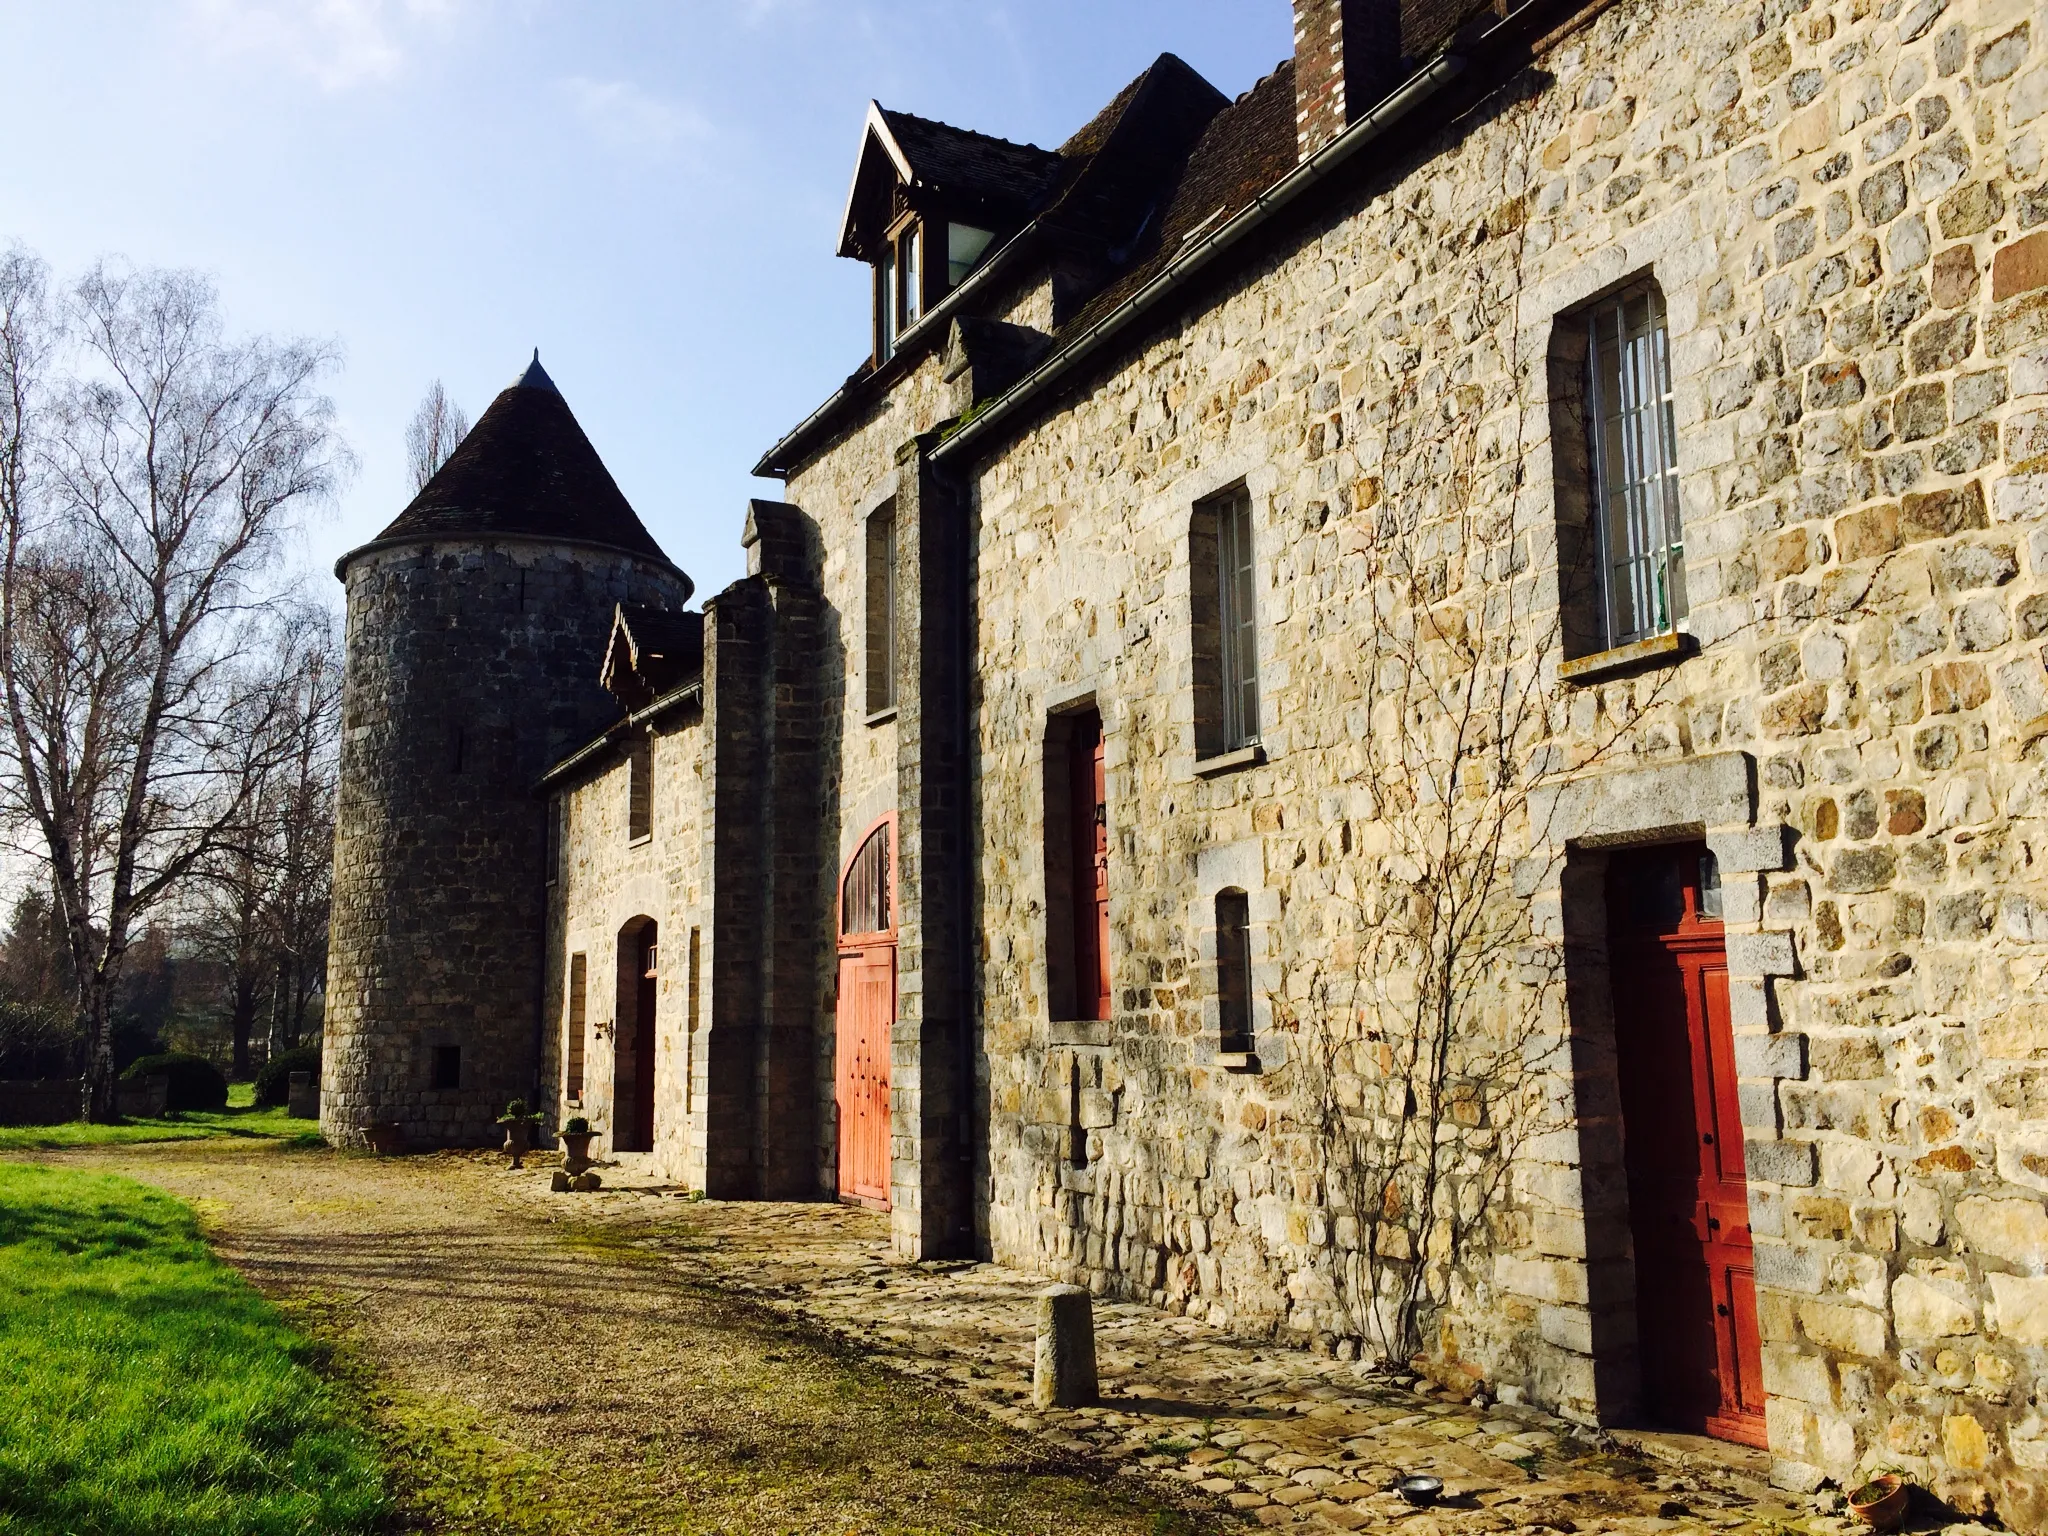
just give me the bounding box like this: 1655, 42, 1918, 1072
350, 355, 684, 585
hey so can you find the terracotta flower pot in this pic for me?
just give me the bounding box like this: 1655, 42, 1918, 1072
561, 1131, 596, 1175
1849, 1474, 1910, 1531
501, 1119, 535, 1168
365, 1122, 405, 1156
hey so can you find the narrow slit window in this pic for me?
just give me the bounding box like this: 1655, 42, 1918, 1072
866, 505, 898, 715
1584, 281, 1685, 649
627, 733, 652, 842
1215, 889, 1253, 1054
565, 953, 587, 1101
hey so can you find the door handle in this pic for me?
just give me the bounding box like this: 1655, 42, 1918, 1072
1716, 1303, 1730, 1317
1701, 1133, 1714, 1145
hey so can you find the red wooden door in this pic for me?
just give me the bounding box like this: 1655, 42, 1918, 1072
1609, 845, 1766, 1448
1069, 717, 1110, 1021
836, 821, 894, 1208
632, 934, 658, 1151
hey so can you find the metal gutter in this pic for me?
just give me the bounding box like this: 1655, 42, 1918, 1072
928, 50, 1468, 468
751, 218, 1050, 480
534, 678, 704, 793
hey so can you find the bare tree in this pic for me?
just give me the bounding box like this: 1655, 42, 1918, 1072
404, 379, 468, 493
0, 248, 346, 1119
186, 608, 340, 1076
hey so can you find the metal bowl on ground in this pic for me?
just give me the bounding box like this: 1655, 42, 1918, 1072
1396, 1475, 1444, 1507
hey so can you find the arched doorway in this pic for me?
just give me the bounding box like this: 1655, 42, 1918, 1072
835, 818, 894, 1208
613, 917, 658, 1153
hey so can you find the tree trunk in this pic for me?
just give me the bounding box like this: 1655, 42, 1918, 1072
230, 975, 258, 1079
81, 979, 117, 1123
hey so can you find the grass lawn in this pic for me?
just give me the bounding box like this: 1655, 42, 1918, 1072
0, 1082, 323, 1152
0, 1162, 387, 1536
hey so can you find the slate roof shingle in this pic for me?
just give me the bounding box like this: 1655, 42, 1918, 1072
365, 360, 683, 587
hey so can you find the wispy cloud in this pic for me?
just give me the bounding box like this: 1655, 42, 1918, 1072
184, 0, 462, 92
559, 76, 712, 158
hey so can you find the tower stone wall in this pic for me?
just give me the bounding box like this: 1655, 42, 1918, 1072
322, 538, 687, 1147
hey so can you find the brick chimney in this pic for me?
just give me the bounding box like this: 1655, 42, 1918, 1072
1293, 0, 1401, 160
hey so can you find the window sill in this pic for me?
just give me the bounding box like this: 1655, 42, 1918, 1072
629, 834, 653, 848
1195, 743, 1265, 778
1049, 1019, 1113, 1047
1214, 1051, 1263, 1073
865, 706, 899, 728
1558, 630, 1691, 686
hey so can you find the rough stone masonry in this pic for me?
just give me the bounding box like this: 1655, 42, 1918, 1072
327, 0, 2048, 1523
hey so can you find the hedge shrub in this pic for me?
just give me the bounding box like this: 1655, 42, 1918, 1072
118, 1053, 228, 1113
253, 1047, 321, 1108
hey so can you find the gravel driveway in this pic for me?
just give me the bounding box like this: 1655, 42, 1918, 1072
27, 1140, 1212, 1536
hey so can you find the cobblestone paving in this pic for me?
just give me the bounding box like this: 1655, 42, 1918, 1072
528, 1177, 1947, 1536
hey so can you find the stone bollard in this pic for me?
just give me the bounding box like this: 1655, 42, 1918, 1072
1033, 1284, 1097, 1408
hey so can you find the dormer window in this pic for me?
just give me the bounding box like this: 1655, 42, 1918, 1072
877, 221, 926, 361
948, 224, 994, 287
875, 218, 998, 363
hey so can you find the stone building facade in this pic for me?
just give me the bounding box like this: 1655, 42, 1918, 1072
327, 0, 2048, 1520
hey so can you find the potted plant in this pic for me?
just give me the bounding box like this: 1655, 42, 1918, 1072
1848, 1473, 1910, 1531
496, 1099, 544, 1168
560, 1115, 596, 1175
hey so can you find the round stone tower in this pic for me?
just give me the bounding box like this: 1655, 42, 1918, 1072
322, 356, 691, 1148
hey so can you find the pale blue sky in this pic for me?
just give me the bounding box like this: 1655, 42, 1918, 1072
4, 1, 1293, 601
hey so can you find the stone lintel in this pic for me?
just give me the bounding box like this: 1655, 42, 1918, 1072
1527, 750, 1756, 849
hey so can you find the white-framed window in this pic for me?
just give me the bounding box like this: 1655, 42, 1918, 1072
1583, 281, 1685, 649
1192, 485, 1259, 758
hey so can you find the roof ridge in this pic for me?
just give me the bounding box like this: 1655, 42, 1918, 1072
876, 103, 1056, 160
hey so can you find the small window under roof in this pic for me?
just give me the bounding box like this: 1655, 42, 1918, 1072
948, 224, 995, 287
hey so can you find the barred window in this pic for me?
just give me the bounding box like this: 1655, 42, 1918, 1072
1192, 486, 1260, 758
1215, 889, 1253, 1054
565, 953, 587, 1101
1583, 281, 1685, 649
866, 505, 898, 716
627, 733, 652, 843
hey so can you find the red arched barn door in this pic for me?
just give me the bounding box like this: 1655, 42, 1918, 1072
835, 817, 895, 1208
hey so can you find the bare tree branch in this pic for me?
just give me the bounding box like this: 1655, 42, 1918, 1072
0, 248, 347, 1119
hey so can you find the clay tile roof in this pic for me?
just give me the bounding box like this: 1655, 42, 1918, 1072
363, 355, 684, 585
1056, 59, 1300, 340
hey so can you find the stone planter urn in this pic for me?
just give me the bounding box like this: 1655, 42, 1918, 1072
496, 1099, 543, 1169
560, 1131, 596, 1175
365, 1122, 405, 1156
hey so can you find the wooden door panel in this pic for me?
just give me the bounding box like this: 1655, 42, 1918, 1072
1609, 845, 1765, 1448
835, 945, 892, 1207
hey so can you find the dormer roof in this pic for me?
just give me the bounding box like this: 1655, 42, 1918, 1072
837, 102, 1062, 261
340, 355, 689, 591
599, 603, 704, 711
